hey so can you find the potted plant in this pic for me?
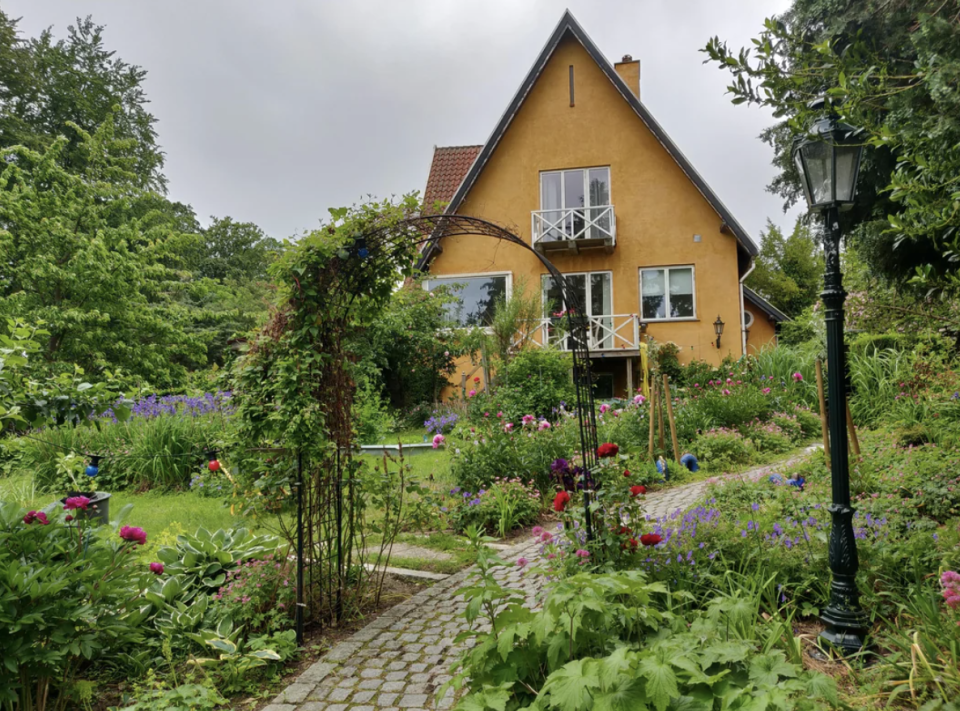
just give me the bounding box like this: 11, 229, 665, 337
57, 453, 111, 525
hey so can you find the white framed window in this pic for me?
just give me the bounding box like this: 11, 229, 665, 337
743, 309, 755, 328
539, 167, 611, 240
639, 266, 696, 321
541, 271, 613, 348
423, 272, 511, 327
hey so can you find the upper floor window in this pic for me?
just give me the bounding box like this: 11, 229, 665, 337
539, 168, 611, 241
424, 273, 509, 327
639, 266, 695, 320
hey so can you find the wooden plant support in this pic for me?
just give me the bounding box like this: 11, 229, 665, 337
845, 396, 861, 458
648, 386, 656, 458
662, 375, 681, 463
815, 359, 831, 469
657, 379, 666, 453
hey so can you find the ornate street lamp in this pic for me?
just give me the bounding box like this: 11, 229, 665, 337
713, 316, 725, 349
793, 99, 867, 655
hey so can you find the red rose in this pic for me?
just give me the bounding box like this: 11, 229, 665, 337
553, 491, 571, 512
640, 533, 662, 546
618, 526, 631, 536
597, 443, 619, 458
623, 470, 631, 477
630, 485, 646, 497
627, 537, 639, 549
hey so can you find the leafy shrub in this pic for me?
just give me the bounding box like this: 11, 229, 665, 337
769, 412, 804, 442
115, 673, 226, 711
448, 478, 541, 537
0, 502, 146, 711
790, 405, 823, 438
448, 547, 838, 711
692, 427, 752, 469
740, 420, 793, 454
211, 552, 295, 635
450, 416, 576, 493
20, 396, 230, 491
474, 348, 575, 421
653, 340, 683, 382
684, 381, 774, 431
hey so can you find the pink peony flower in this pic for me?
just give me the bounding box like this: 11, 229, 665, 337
432, 434, 445, 449
538, 420, 551, 431
149, 562, 165, 575
522, 414, 536, 426
599, 403, 610, 415
23, 511, 50, 525
504, 423, 514, 432
119, 526, 147, 546
633, 394, 646, 405
792, 372, 804, 382
468, 389, 476, 397
64, 496, 91, 511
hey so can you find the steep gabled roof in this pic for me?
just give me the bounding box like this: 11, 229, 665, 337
422, 145, 482, 215
743, 286, 789, 322
418, 9, 759, 270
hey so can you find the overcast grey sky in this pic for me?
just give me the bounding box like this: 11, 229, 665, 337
6, 0, 802, 243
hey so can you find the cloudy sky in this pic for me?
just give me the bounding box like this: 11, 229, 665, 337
7, 0, 801, 242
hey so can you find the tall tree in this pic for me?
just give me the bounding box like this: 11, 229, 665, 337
0, 117, 202, 388
0, 10, 165, 191
704, 1, 960, 292
747, 218, 824, 317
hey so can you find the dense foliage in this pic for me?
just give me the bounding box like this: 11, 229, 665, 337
704, 0, 960, 291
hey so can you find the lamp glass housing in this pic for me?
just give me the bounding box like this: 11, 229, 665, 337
713, 316, 725, 337
792, 113, 863, 211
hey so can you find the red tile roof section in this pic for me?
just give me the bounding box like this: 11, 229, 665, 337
422, 145, 482, 215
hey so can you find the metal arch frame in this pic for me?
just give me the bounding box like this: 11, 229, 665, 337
343, 213, 600, 539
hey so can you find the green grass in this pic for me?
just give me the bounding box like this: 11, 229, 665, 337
0, 471, 241, 546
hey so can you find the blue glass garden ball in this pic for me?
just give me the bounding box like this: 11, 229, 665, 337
85, 464, 99, 477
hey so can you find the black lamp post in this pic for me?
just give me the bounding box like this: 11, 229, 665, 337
793, 99, 867, 655
713, 316, 725, 349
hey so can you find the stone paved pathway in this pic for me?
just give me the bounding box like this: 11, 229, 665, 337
265, 454, 813, 711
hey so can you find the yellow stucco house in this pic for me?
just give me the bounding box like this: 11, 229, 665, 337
416, 11, 784, 398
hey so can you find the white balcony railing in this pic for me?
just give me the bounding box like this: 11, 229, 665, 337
531, 205, 616, 249
515, 314, 639, 352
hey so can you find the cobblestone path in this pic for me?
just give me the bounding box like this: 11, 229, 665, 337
265, 455, 810, 711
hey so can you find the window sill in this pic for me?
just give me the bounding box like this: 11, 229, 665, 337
642, 318, 699, 323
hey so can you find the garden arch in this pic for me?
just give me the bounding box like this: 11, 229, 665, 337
239, 211, 601, 631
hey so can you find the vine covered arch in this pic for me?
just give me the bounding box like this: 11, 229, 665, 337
232, 205, 600, 630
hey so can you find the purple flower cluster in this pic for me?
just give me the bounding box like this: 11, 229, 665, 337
100, 392, 233, 422
425, 412, 458, 435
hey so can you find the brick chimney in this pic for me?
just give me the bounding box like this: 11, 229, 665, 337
614, 54, 640, 100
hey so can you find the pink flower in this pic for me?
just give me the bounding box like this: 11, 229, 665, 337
522, 414, 536, 426
538, 420, 551, 431
119, 526, 147, 546
149, 562, 165, 575
540, 531, 553, 542
762, 387, 771, 395
432, 434, 445, 449
468, 389, 476, 397
722, 389, 731, 396
64, 496, 91, 511
23, 511, 50, 525
496, 411, 503, 418
792, 372, 804, 382
726, 378, 732, 384
517, 557, 529, 568
504, 423, 514, 432
633, 394, 646, 405
599, 403, 610, 415
531, 526, 543, 537
575, 549, 590, 558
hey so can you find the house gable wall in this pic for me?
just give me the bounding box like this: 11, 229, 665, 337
429, 34, 746, 365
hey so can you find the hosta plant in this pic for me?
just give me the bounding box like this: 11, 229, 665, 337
156, 526, 283, 599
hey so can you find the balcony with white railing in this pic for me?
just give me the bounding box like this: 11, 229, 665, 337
531, 205, 616, 254
516, 313, 640, 353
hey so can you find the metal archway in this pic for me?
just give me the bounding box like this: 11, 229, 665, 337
345, 213, 600, 539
